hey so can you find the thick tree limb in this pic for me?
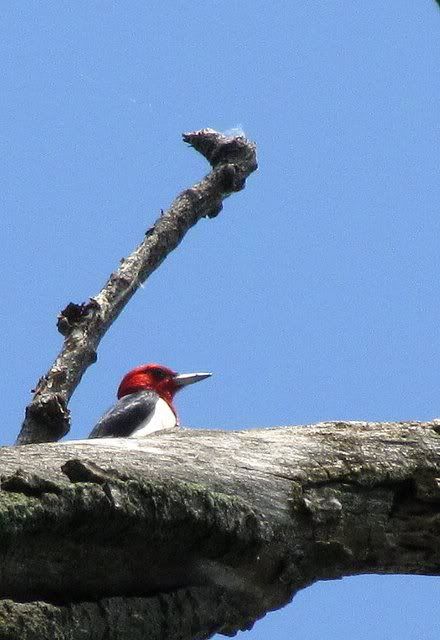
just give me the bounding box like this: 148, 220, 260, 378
1, 421, 439, 639
16, 129, 257, 446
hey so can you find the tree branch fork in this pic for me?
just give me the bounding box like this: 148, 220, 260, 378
1, 420, 439, 639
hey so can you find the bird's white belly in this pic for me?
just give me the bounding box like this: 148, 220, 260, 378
129, 397, 177, 437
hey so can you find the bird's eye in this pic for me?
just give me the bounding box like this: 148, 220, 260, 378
149, 368, 168, 380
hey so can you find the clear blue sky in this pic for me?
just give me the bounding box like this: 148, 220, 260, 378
1, 2, 439, 638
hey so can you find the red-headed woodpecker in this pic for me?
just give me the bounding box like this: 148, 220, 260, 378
88, 363, 212, 439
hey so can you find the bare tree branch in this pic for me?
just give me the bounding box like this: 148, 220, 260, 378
1, 421, 439, 639
16, 129, 257, 446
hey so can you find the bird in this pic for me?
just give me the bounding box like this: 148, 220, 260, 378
88, 363, 212, 439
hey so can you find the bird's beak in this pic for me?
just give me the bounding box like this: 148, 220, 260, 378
173, 372, 212, 388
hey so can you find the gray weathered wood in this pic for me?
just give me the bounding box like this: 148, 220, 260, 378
16, 129, 257, 446
1, 420, 439, 639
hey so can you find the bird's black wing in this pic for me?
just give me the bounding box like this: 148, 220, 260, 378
88, 390, 158, 438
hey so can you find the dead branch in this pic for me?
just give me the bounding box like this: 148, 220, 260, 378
16, 129, 257, 446
1, 421, 439, 639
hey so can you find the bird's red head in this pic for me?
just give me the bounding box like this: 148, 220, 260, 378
117, 363, 212, 413
117, 364, 178, 404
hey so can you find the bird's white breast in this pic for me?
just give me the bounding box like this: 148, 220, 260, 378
129, 397, 177, 437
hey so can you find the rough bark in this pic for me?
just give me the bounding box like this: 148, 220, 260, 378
1, 420, 439, 639
16, 129, 257, 446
